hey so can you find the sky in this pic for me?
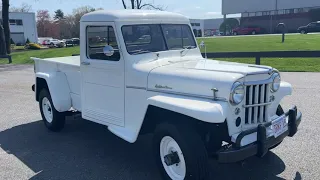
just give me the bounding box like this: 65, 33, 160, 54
10, 0, 238, 19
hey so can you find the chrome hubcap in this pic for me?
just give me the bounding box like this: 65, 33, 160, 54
160, 136, 186, 180
42, 97, 53, 123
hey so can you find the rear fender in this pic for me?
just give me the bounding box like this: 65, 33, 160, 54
36, 72, 71, 112
147, 94, 228, 123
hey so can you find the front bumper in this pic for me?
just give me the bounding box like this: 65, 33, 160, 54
217, 106, 302, 163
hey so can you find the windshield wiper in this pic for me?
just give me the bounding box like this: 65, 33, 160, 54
180, 45, 196, 56
130, 50, 152, 55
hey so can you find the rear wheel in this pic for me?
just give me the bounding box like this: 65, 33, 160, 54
252, 31, 256, 35
153, 122, 209, 180
233, 32, 237, 35
300, 30, 306, 34
39, 89, 66, 132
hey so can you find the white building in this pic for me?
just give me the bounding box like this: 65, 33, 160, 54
0, 12, 38, 44
190, 19, 204, 37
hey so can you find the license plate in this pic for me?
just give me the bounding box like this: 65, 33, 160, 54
272, 115, 288, 138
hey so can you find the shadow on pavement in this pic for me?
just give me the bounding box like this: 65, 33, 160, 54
0, 118, 287, 180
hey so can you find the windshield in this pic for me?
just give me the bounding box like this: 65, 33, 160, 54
121, 24, 197, 55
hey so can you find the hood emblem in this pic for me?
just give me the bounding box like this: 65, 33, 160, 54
155, 84, 173, 90
211, 88, 219, 100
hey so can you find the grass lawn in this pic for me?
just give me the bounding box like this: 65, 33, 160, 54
1, 34, 320, 71
197, 34, 320, 72
0, 46, 80, 64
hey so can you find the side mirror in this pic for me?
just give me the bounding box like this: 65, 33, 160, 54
200, 41, 205, 48
103, 45, 114, 56
199, 41, 207, 58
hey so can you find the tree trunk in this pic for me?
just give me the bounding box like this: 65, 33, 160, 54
2, 0, 11, 54
0, 23, 7, 55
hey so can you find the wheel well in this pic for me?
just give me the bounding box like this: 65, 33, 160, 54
36, 77, 49, 101
140, 105, 229, 143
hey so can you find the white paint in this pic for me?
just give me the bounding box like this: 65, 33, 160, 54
0, 12, 38, 44
32, 10, 294, 148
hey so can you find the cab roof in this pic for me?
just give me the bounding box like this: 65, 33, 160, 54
80, 10, 189, 23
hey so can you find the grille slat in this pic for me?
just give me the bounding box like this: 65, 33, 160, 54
247, 86, 253, 124
253, 85, 259, 124
259, 84, 265, 122
244, 83, 269, 125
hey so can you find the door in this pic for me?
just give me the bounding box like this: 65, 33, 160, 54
81, 22, 125, 127
308, 23, 317, 32
316, 23, 320, 32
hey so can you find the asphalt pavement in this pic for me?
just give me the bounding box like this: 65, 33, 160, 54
0, 65, 319, 180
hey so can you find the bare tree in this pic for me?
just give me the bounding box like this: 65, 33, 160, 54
10, 3, 32, 12
121, 0, 163, 10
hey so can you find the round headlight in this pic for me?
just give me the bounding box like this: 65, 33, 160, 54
271, 73, 281, 92
230, 82, 245, 105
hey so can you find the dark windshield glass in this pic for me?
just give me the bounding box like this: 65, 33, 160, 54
122, 24, 196, 55
122, 25, 166, 54
161, 24, 197, 50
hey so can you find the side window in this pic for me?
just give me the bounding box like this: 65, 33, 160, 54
87, 26, 120, 61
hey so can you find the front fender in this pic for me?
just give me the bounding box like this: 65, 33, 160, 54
147, 94, 228, 123
269, 81, 293, 115
36, 72, 71, 112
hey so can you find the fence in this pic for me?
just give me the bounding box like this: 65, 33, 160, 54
202, 51, 320, 65
0, 55, 12, 64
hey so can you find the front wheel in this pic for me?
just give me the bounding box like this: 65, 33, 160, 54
153, 122, 209, 180
39, 89, 66, 132
252, 31, 256, 35
300, 30, 307, 34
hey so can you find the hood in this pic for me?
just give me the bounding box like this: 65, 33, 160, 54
298, 26, 307, 29
147, 59, 273, 100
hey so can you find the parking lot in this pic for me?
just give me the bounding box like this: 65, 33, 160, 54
0, 64, 319, 180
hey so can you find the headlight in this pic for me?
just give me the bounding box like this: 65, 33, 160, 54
271, 73, 281, 92
230, 82, 245, 105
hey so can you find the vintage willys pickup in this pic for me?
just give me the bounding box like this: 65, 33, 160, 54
32, 10, 302, 180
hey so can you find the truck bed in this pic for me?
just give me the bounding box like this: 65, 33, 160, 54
35, 56, 81, 67
33, 55, 81, 110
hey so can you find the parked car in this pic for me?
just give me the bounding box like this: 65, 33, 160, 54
31, 10, 302, 180
298, 21, 320, 34
233, 26, 263, 35
44, 39, 65, 48
65, 39, 74, 47
71, 38, 80, 45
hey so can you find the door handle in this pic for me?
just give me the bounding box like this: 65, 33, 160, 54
81, 61, 90, 65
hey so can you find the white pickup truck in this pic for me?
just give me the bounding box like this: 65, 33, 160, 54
32, 10, 302, 180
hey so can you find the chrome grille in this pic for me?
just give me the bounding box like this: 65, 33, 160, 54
244, 84, 269, 125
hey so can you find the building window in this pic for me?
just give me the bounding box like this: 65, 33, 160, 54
303, 8, 310, 12
270, 11, 277, 15
295, 8, 303, 13
9, 19, 23, 26
278, 10, 284, 14
249, 12, 255, 17
256, 12, 262, 16
16, 20, 23, 25
9, 19, 16, 25
191, 23, 200, 27
262, 11, 270, 16
242, 12, 249, 17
